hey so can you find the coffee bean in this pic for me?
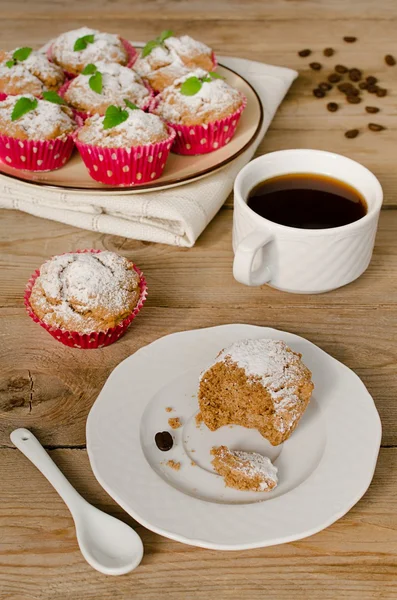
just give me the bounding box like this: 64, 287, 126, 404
347, 95, 362, 104
385, 54, 396, 66
327, 102, 339, 112
348, 86, 360, 96
359, 81, 368, 90
345, 129, 359, 138
319, 82, 333, 91
309, 62, 322, 70
328, 72, 342, 83
155, 431, 173, 451
298, 49, 311, 57
365, 106, 380, 113
313, 88, 325, 98
343, 36, 357, 43
335, 64, 348, 74
349, 68, 362, 82
338, 82, 354, 93
368, 123, 386, 131
323, 47, 335, 57
376, 88, 387, 97
367, 84, 379, 93
366, 76, 378, 85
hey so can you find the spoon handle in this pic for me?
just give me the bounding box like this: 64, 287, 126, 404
10, 428, 83, 514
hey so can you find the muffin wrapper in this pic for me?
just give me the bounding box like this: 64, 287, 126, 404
0, 133, 75, 171
151, 94, 247, 155
0, 92, 8, 101
24, 249, 148, 349
74, 126, 176, 186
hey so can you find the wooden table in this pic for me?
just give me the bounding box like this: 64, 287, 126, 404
1, 1, 397, 598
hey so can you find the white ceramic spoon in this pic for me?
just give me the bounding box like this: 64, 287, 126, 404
10, 428, 144, 575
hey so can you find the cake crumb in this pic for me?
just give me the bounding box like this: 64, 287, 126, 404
168, 417, 182, 429
165, 406, 173, 413
195, 412, 203, 427
211, 445, 278, 492
190, 460, 196, 466
167, 459, 181, 471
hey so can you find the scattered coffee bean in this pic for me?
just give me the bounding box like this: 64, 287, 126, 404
348, 86, 360, 96
319, 82, 333, 91
366, 76, 378, 85
155, 431, 173, 451
365, 106, 380, 113
343, 36, 357, 43
376, 88, 387, 97
335, 64, 348, 74
385, 54, 396, 66
309, 62, 322, 71
347, 95, 362, 104
359, 81, 368, 90
349, 68, 362, 82
367, 84, 379, 93
313, 88, 325, 98
298, 49, 311, 57
327, 102, 339, 112
368, 123, 386, 131
323, 47, 335, 57
328, 72, 342, 83
345, 129, 359, 138
338, 82, 354, 93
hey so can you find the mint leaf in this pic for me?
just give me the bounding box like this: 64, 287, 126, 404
103, 105, 128, 130
124, 98, 139, 110
82, 63, 97, 75
13, 47, 32, 62
142, 39, 159, 58
89, 71, 102, 94
158, 30, 174, 43
208, 71, 224, 79
6, 60, 15, 68
74, 34, 95, 52
180, 76, 202, 96
11, 97, 38, 121
42, 91, 66, 105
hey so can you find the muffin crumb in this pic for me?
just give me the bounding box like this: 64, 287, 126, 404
167, 459, 181, 471
168, 417, 182, 429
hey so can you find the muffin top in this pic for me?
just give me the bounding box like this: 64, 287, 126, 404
63, 61, 151, 115
51, 27, 128, 75
134, 33, 214, 92
77, 105, 169, 147
153, 69, 243, 125
0, 48, 65, 96
0, 94, 76, 140
29, 251, 141, 334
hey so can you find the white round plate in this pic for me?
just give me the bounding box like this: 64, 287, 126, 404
86, 324, 381, 550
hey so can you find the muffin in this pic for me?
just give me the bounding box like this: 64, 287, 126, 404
0, 48, 65, 97
198, 339, 314, 446
25, 250, 147, 349
0, 94, 76, 170
151, 69, 246, 154
75, 104, 175, 186
61, 61, 152, 119
49, 27, 137, 76
134, 31, 215, 93
211, 446, 278, 492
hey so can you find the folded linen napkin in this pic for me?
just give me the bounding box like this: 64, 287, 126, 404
0, 55, 297, 247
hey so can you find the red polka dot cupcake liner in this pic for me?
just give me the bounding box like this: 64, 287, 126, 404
24, 249, 148, 349
74, 126, 176, 186
153, 94, 247, 156
0, 92, 8, 101
0, 133, 75, 171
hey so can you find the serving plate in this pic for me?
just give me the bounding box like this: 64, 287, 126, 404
0, 64, 263, 194
86, 324, 381, 550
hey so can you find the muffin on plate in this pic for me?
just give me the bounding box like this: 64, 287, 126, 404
211, 446, 278, 492
134, 30, 216, 93
75, 103, 175, 185
198, 339, 314, 446
61, 61, 152, 119
0, 93, 76, 170
25, 249, 147, 349
49, 27, 137, 76
0, 48, 65, 98
151, 68, 246, 154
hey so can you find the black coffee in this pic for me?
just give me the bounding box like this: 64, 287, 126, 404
247, 173, 367, 229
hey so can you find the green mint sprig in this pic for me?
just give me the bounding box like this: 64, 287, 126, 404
88, 70, 102, 94
5, 46, 32, 68
11, 96, 38, 121
124, 99, 139, 110
42, 91, 66, 105
180, 72, 225, 96
74, 34, 95, 52
103, 105, 128, 130
142, 30, 174, 58
82, 63, 97, 75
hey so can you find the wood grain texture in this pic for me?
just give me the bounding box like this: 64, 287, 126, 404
0, 1, 396, 598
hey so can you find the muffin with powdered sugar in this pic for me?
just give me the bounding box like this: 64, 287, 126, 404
0, 47, 65, 98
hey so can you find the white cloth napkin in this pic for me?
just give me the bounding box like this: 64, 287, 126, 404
0, 56, 297, 247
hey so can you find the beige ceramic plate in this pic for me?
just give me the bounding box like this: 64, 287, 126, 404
0, 64, 262, 194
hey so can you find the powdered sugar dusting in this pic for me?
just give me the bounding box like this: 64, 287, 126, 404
0, 55, 43, 94
165, 35, 212, 59
23, 50, 64, 85
215, 446, 278, 491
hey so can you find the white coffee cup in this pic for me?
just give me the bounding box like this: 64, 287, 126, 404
233, 149, 383, 294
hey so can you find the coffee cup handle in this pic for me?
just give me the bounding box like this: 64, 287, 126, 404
233, 230, 273, 286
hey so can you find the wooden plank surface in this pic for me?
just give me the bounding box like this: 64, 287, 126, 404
0, 0, 397, 598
